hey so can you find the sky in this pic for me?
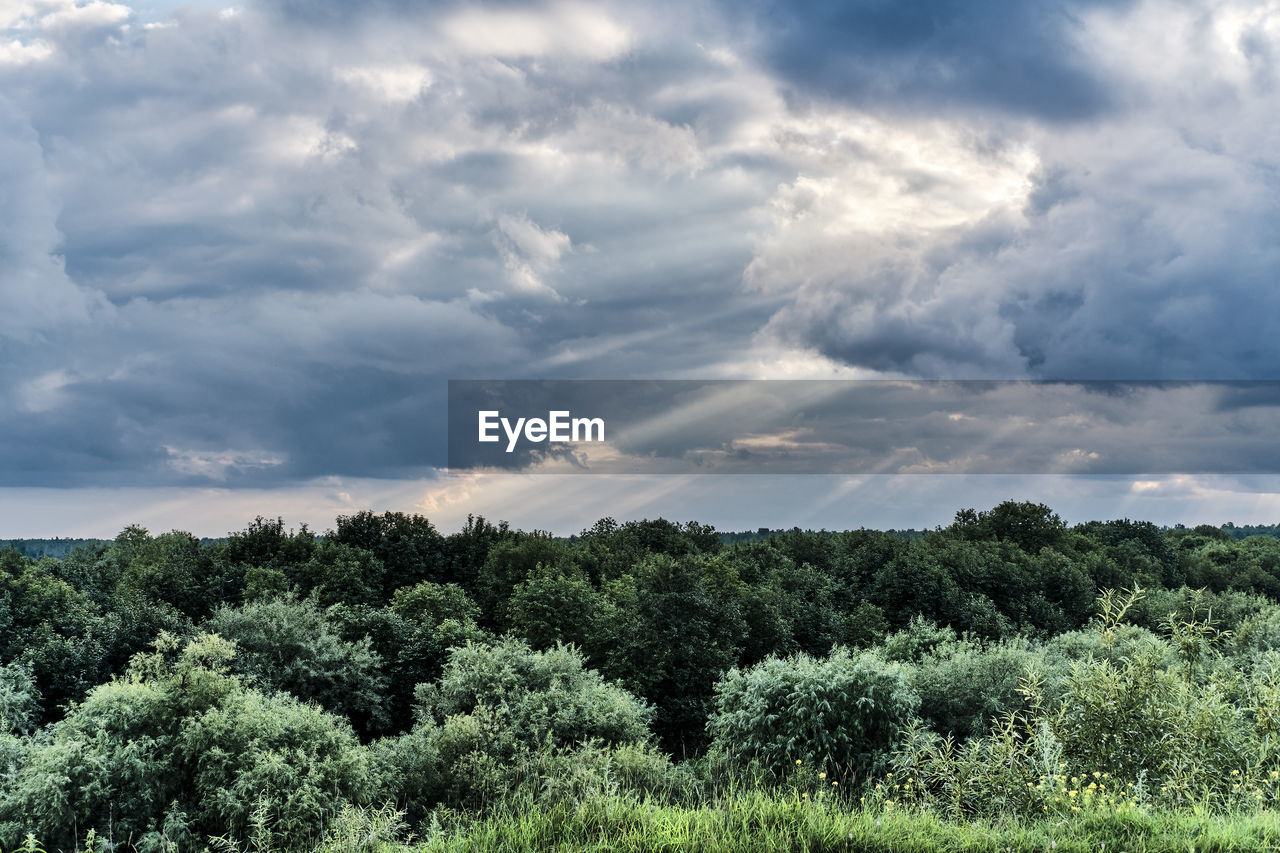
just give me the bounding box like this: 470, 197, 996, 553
2, 0, 1280, 537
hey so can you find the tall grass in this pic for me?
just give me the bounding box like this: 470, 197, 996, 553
318, 792, 1280, 853
15, 796, 1280, 853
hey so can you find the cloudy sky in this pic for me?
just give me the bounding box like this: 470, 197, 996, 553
3, 0, 1280, 537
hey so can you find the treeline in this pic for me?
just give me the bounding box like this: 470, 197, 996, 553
3, 538, 107, 560
3, 537, 228, 560
5, 502, 1280, 847
715, 526, 927, 545
1219, 521, 1280, 540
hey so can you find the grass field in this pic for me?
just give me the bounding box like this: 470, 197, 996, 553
304, 794, 1280, 853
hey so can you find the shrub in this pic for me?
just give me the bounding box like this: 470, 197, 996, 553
1052, 643, 1250, 789
0, 662, 39, 737
0, 633, 371, 849
205, 596, 390, 737
378, 638, 655, 815
881, 617, 957, 663
417, 638, 653, 748
1230, 606, 1280, 658
1133, 587, 1270, 636
707, 647, 917, 783
910, 636, 1042, 739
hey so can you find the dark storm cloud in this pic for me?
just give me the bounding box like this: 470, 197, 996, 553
746, 0, 1135, 120
3, 0, 1279, 497
0, 286, 525, 485
753, 1, 1280, 380
0, 0, 782, 487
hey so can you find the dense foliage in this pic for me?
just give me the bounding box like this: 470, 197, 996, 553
707, 648, 916, 782
5, 502, 1280, 848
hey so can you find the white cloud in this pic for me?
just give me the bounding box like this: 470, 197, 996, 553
0, 37, 52, 63
39, 0, 130, 29
334, 63, 432, 104
491, 213, 572, 300
440, 2, 630, 61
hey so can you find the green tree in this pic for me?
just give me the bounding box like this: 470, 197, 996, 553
332, 510, 446, 594
952, 501, 1067, 554
294, 540, 386, 608
603, 554, 746, 753
475, 533, 576, 625
506, 564, 608, 652
118, 530, 214, 619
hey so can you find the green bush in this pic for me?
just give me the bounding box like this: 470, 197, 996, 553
205, 595, 390, 736
1132, 587, 1270, 636
0, 662, 39, 737
0, 633, 371, 849
890, 714, 1065, 821
1230, 606, 1280, 658
377, 637, 655, 815
889, 589, 1278, 820
707, 647, 917, 783
881, 617, 957, 663
910, 636, 1042, 739
1052, 642, 1250, 789
416, 638, 653, 748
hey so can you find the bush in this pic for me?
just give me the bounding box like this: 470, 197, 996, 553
910, 636, 1042, 739
881, 617, 957, 663
1228, 606, 1280, 658
378, 638, 655, 815
205, 595, 390, 737
1132, 587, 1270, 636
417, 638, 653, 748
707, 647, 917, 783
0, 662, 39, 737
0, 633, 371, 849
1052, 642, 1250, 788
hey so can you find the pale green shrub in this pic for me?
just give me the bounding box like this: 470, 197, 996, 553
910, 636, 1042, 739
0, 633, 371, 849
707, 647, 917, 783
416, 638, 654, 748
206, 595, 389, 735
377, 638, 655, 817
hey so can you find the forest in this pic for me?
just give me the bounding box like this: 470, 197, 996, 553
5, 502, 1280, 851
